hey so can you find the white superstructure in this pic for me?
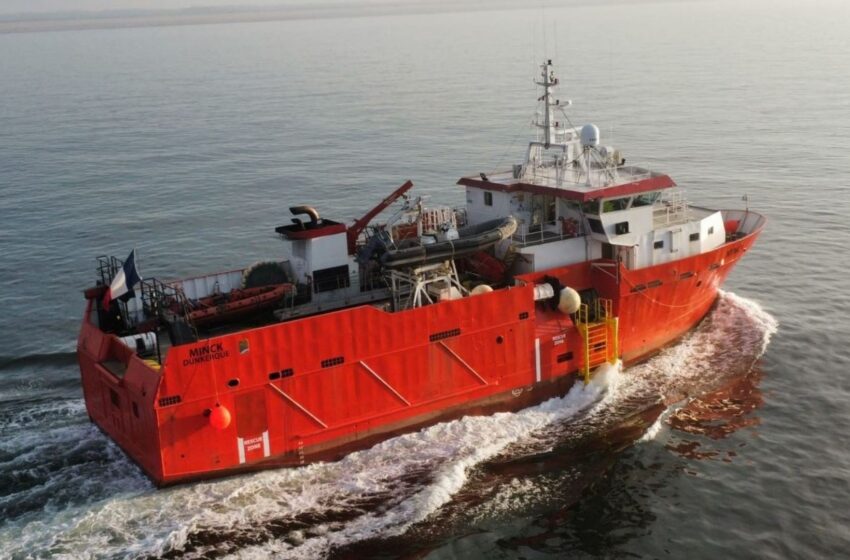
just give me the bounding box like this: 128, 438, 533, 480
460, 60, 728, 274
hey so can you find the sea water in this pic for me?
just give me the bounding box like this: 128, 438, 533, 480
1, 0, 849, 557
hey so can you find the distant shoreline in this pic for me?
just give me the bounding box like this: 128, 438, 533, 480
0, 10, 340, 34
0, 2, 515, 34
0, 0, 645, 35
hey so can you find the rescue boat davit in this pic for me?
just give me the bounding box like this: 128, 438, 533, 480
77, 60, 765, 486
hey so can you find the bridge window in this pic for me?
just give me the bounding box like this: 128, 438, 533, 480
588, 218, 605, 234
484, 191, 493, 206
690, 232, 700, 242
632, 192, 661, 207
654, 240, 664, 249
581, 199, 599, 215
602, 197, 630, 212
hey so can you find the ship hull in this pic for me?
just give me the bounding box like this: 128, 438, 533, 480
77, 226, 761, 486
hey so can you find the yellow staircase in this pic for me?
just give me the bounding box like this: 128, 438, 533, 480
576, 298, 619, 383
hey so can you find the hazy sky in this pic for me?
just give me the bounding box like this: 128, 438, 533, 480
0, 0, 325, 15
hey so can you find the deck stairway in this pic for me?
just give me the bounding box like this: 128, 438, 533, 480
140, 278, 199, 345
576, 297, 619, 383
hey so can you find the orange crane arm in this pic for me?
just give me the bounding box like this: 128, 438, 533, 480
346, 180, 414, 254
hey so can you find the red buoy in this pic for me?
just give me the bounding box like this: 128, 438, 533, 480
209, 404, 231, 430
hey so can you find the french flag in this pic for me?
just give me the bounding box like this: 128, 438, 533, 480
103, 249, 142, 308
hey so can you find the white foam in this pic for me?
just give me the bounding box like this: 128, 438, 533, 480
472, 476, 549, 519
232, 375, 615, 559
0, 371, 612, 560
0, 399, 87, 434
638, 405, 674, 443
437, 291, 778, 524
611, 290, 777, 405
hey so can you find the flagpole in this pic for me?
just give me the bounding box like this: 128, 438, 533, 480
135, 249, 161, 364
155, 321, 162, 366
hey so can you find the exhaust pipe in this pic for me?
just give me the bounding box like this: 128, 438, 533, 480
289, 205, 320, 225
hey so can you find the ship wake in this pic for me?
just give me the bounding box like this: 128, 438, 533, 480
0, 291, 776, 559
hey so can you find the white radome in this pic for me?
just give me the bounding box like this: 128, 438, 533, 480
471, 284, 494, 295
580, 124, 600, 148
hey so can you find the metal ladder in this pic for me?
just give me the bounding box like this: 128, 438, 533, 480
576, 298, 619, 383
140, 278, 199, 343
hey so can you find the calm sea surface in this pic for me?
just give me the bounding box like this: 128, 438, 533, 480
1, 0, 849, 558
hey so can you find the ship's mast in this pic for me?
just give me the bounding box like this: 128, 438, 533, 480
534, 59, 560, 149
522, 59, 572, 185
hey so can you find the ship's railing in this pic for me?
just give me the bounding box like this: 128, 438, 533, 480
653, 189, 691, 227
96, 254, 123, 286
140, 278, 199, 344
520, 164, 656, 188
95, 254, 148, 327
512, 220, 585, 248
274, 271, 391, 321
171, 268, 246, 301
360, 269, 389, 293
576, 297, 613, 324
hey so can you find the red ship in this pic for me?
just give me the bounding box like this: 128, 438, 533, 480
77, 60, 765, 486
